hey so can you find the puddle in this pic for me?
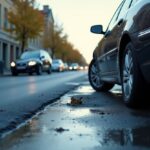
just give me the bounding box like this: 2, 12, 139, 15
0, 111, 100, 150
65, 82, 80, 86
75, 86, 94, 93
99, 126, 150, 148
111, 85, 122, 96
1, 105, 150, 150
69, 109, 90, 118
90, 109, 111, 115
1, 85, 150, 150
1, 110, 150, 150
54, 86, 95, 107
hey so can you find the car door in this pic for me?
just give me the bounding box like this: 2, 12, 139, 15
102, 0, 133, 76
96, 1, 124, 76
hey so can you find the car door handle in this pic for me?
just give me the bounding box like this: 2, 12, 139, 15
117, 19, 123, 26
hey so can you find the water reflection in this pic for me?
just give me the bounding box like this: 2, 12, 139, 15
28, 83, 36, 94
0, 113, 150, 150
99, 126, 150, 147
75, 86, 94, 93
69, 109, 90, 118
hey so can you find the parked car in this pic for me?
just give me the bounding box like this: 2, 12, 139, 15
10, 50, 52, 75
52, 59, 64, 72
79, 66, 84, 70
88, 0, 150, 107
69, 63, 79, 71
64, 63, 69, 71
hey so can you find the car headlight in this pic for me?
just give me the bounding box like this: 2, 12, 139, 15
11, 62, 16, 67
69, 67, 73, 70
28, 61, 36, 66
80, 66, 84, 70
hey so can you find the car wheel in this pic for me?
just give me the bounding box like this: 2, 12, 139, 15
36, 65, 42, 75
12, 71, 18, 76
47, 66, 52, 74
121, 42, 147, 107
88, 59, 114, 92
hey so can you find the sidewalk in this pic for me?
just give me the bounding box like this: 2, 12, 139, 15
4, 70, 11, 76
0, 61, 11, 76
1, 84, 150, 150
0, 69, 11, 76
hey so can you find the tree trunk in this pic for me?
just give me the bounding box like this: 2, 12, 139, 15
21, 35, 27, 53
21, 41, 25, 53
51, 48, 55, 59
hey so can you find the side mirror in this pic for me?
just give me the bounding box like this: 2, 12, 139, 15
90, 25, 105, 34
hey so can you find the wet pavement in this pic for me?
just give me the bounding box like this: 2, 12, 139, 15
0, 71, 86, 136
1, 83, 150, 150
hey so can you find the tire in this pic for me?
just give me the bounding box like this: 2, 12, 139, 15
47, 66, 52, 74
121, 42, 148, 107
36, 65, 42, 75
88, 59, 114, 92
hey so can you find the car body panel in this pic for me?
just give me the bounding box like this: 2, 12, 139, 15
92, 0, 150, 84
52, 59, 64, 71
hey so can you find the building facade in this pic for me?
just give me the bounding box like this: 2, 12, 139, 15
0, 0, 54, 70
0, 0, 20, 70
28, 5, 54, 55
41, 5, 54, 56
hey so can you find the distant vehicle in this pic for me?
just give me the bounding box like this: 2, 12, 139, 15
79, 66, 84, 70
52, 59, 64, 72
89, 0, 150, 107
64, 63, 69, 71
84, 66, 88, 70
10, 50, 52, 76
69, 63, 79, 71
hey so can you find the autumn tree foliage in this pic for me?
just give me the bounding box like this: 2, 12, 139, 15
54, 33, 87, 65
8, 0, 44, 51
43, 23, 63, 59
43, 23, 87, 65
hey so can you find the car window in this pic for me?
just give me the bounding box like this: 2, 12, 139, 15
71, 63, 78, 66
117, 0, 133, 21
21, 51, 40, 59
130, 0, 139, 6
53, 59, 60, 63
106, 0, 125, 31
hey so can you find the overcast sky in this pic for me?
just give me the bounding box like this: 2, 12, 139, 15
36, 0, 122, 63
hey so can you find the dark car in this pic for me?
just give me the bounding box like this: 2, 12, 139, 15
10, 50, 52, 75
89, 0, 150, 107
69, 63, 79, 71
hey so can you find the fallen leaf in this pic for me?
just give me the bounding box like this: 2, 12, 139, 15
69, 97, 83, 105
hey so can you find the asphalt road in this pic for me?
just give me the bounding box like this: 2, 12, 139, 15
1, 82, 150, 150
0, 71, 87, 137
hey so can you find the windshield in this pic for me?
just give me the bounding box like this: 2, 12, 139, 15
71, 63, 78, 66
52, 60, 61, 64
21, 51, 40, 59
